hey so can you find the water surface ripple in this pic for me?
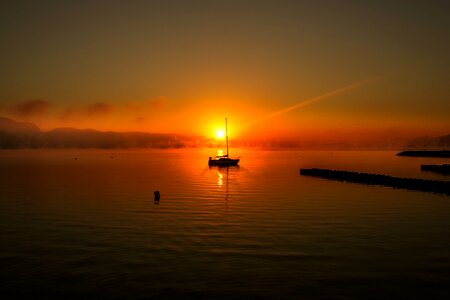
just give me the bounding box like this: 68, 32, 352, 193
0, 150, 449, 299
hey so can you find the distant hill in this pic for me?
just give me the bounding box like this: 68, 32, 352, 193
404, 134, 450, 150
0, 117, 43, 148
43, 127, 190, 149
2, 116, 449, 150
0, 117, 197, 149
0, 117, 40, 132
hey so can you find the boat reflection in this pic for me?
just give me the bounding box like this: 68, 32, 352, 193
208, 165, 239, 212
208, 164, 240, 171
217, 170, 223, 186
209, 164, 240, 188
212, 166, 239, 186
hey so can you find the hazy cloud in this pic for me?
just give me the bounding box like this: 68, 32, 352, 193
148, 97, 167, 109
125, 97, 167, 112
7, 99, 51, 118
84, 102, 114, 116
136, 116, 147, 124
59, 102, 115, 121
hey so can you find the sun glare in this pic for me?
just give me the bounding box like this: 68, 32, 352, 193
216, 130, 225, 139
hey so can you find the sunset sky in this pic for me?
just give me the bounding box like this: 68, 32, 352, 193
0, 0, 449, 145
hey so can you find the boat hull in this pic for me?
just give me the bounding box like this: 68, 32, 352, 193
208, 158, 240, 166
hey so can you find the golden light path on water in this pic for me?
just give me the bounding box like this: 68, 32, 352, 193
243, 75, 382, 128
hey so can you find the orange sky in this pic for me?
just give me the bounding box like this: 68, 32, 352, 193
0, 1, 449, 147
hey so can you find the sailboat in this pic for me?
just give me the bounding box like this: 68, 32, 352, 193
208, 118, 240, 166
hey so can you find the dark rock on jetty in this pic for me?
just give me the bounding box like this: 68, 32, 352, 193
396, 150, 450, 157
421, 164, 450, 175
300, 168, 450, 195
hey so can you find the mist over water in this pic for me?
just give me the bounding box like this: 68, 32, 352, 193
0, 149, 449, 298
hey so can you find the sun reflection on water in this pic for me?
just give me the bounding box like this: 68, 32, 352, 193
217, 170, 223, 186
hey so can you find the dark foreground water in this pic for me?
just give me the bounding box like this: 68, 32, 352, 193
0, 149, 449, 299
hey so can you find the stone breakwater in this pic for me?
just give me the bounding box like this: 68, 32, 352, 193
421, 164, 450, 175
396, 151, 450, 157
300, 168, 450, 195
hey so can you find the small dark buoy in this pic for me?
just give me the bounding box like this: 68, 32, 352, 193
154, 191, 160, 201
110, 156, 114, 159
74, 157, 78, 160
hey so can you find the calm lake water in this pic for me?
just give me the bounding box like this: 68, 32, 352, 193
0, 149, 449, 299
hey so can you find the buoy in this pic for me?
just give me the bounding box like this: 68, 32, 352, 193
154, 191, 160, 201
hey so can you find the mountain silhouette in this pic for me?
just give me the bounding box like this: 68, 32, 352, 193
0, 117, 40, 132
0, 117, 195, 149
1, 117, 449, 149
405, 134, 450, 150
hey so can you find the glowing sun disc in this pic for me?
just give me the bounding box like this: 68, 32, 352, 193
216, 130, 225, 139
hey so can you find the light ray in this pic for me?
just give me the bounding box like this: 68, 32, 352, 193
244, 75, 382, 128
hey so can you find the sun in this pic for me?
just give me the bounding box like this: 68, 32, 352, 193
216, 129, 225, 139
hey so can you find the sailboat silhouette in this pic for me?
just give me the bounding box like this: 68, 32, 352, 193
208, 118, 240, 166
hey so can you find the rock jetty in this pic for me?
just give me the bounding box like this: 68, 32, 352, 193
396, 151, 450, 157
421, 164, 450, 175
300, 168, 450, 195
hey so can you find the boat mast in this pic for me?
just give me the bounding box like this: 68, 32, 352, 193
225, 117, 229, 157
